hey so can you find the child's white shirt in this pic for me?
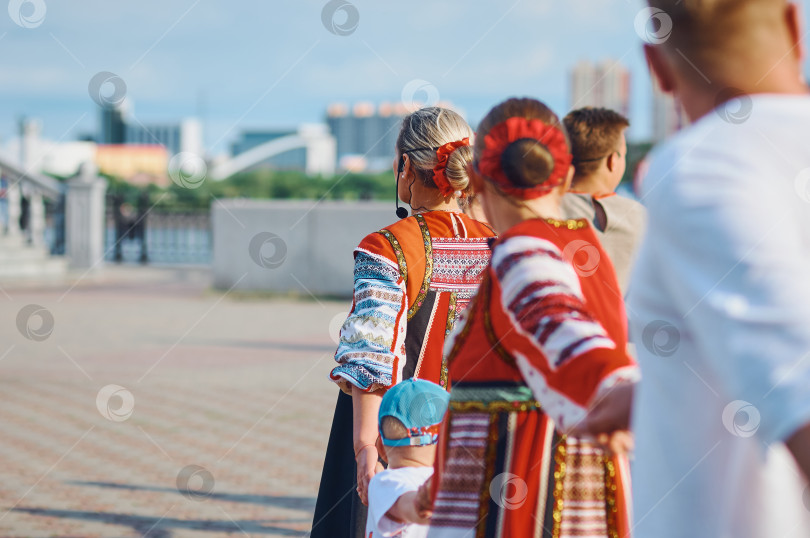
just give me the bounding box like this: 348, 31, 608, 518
366, 466, 433, 538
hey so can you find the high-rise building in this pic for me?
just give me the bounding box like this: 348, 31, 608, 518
326, 102, 410, 171
96, 101, 203, 157
127, 118, 204, 157
99, 102, 128, 145
569, 60, 631, 118
651, 76, 684, 142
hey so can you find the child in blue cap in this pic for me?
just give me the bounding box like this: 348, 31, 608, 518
365, 379, 449, 538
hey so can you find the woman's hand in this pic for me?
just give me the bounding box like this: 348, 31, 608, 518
352, 385, 385, 505
596, 430, 634, 457
355, 444, 383, 505
571, 382, 634, 437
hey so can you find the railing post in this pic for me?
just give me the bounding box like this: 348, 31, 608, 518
138, 191, 150, 264
111, 193, 124, 263
5, 181, 22, 239
66, 162, 108, 270
27, 191, 45, 247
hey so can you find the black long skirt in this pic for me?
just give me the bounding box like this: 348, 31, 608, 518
310, 390, 367, 538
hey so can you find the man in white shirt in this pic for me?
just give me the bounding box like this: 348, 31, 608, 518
629, 1, 810, 537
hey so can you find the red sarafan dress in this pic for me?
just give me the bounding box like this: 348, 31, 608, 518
429, 217, 639, 538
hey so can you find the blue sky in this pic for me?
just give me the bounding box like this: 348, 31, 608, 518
2, 0, 809, 155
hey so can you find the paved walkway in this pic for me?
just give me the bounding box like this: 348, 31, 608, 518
0, 267, 351, 537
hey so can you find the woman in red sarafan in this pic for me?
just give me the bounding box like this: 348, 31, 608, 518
426, 98, 639, 538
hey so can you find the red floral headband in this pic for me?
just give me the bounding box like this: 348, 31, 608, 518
433, 137, 470, 197
477, 117, 572, 200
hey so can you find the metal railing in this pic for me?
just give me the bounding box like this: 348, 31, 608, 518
104, 196, 211, 265
0, 156, 65, 251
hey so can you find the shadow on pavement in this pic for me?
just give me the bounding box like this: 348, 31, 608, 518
67, 480, 317, 511
13, 507, 308, 537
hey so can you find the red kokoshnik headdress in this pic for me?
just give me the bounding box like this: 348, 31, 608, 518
477, 117, 572, 200
433, 137, 470, 197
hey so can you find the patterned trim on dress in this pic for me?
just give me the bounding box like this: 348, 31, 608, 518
445, 292, 459, 338
543, 217, 588, 230
332, 249, 406, 392
354, 249, 401, 281
336, 350, 396, 364
378, 229, 408, 284
431, 237, 491, 289
450, 400, 542, 414
344, 314, 396, 332
431, 413, 490, 530
408, 214, 434, 320
450, 383, 534, 402
551, 439, 567, 538
535, 420, 556, 538
496, 412, 518, 538
339, 332, 393, 348
441, 292, 458, 388
445, 289, 478, 368
477, 412, 501, 538
558, 439, 609, 537
355, 287, 402, 305
604, 456, 619, 538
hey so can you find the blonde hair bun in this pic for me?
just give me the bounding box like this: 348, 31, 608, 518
396, 107, 474, 195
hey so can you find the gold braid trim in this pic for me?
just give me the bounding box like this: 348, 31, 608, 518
445, 292, 458, 337
378, 229, 408, 284
544, 217, 588, 230
441, 292, 458, 388
551, 436, 567, 538
450, 400, 541, 413
407, 214, 433, 320
445, 288, 479, 369
604, 456, 619, 538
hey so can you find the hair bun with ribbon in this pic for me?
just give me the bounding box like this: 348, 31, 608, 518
477, 117, 572, 200
433, 137, 470, 197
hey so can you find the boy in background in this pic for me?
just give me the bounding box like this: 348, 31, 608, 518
561, 107, 646, 295
366, 379, 448, 538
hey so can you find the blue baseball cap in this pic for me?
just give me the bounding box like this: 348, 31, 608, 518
379, 379, 450, 447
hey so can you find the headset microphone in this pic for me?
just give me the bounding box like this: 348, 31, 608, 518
395, 156, 409, 219
395, 204, 409, 220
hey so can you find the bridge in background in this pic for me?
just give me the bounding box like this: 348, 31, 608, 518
209, 124, 336, 180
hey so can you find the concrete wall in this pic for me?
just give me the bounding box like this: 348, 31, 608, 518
212, 199, 396, 297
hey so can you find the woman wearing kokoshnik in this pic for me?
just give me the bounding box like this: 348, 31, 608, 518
425, 98, 639, 538
311, 106, 496, 538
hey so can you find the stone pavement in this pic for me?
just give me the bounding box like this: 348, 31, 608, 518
0, 266, 352, 537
